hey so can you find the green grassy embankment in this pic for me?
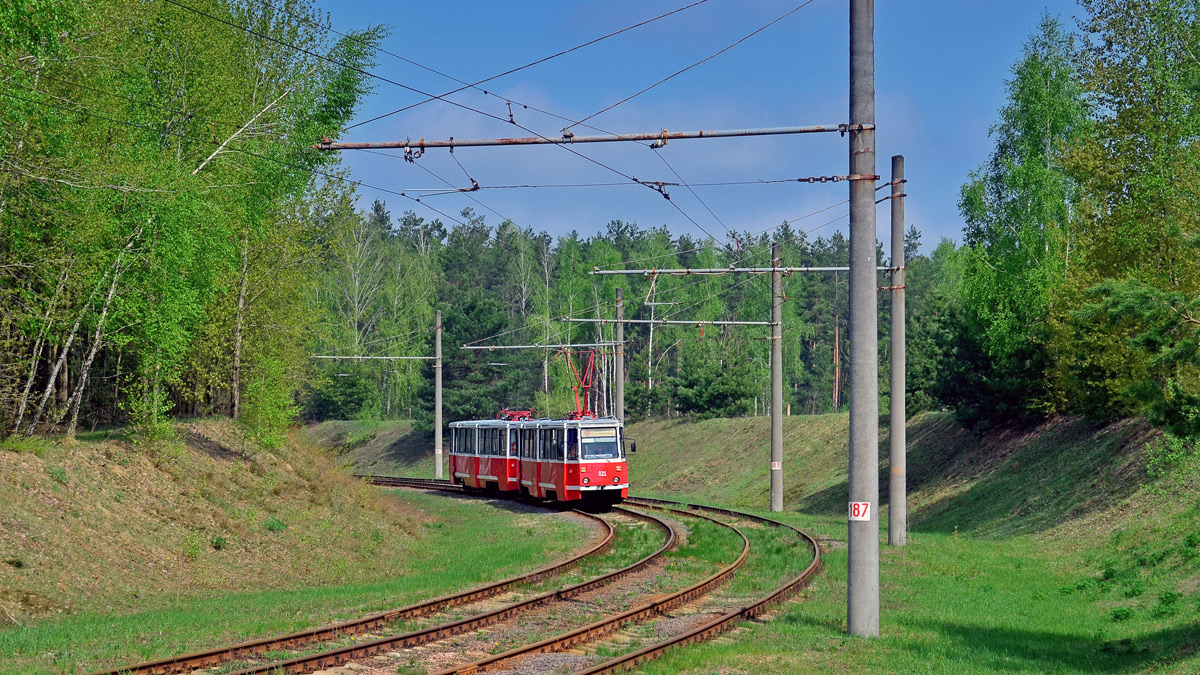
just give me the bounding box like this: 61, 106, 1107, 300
624, 413, 1200, 674
303, 419, 435, 477
0, 420, 588, 674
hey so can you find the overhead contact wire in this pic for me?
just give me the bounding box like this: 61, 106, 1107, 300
565, 0, 816, 131
342, 0, 712, 132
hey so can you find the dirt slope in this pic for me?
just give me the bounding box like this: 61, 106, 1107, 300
0, 420, 425, 625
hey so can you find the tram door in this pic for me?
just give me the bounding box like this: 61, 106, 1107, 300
535, 427, 545, 498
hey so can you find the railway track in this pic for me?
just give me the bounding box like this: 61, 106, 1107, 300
361, 481, 824, 675
573, 496, 823, 674
97, 478, 822, 675
430, 503, 750, 675
92, 480, 630, 675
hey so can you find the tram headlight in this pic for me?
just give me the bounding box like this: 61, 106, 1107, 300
583, 477, 590, 484
613, 476, 619, 484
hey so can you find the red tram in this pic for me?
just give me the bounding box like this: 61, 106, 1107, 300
448, 412, 629, 505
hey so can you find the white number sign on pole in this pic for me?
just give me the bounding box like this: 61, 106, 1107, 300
771, 461, 781, 470
849, 501, 872, 522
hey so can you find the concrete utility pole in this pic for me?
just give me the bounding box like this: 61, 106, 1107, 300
889, 156, 907, 547
848, 0, 880, 638
770, 241, 784, 513
615, 288, 625, 422
435, 310, 443, 480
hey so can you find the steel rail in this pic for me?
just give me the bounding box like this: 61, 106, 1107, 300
91, 478, 615, 675
367, 483, 825, 674
574, 497, 823, 674
206, 490, 678, 675
430, 506, 751, 675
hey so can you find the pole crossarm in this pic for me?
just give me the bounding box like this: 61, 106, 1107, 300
461, 342, 623, 350
592, 266, 898, 276
313, 124, 876, 151
561, 318, 771, 327
311, 355, 435, 360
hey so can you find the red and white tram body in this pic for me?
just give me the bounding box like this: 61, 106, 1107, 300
449, 415, 629, 505
447, 419, 522, 493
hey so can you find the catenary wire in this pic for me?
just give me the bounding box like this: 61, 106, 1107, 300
341, 0, 711, 132
162, 0, 513, 127
565, 0, 817, 130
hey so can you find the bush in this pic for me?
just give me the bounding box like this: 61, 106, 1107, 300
210, 535, 227, 551
46, 465, 68, 485
263, 517, 285, 532
1145, 433, 1197, 481
1110, 607, 1134, 622
123, 377, 175, 447
242, 358, 301, 451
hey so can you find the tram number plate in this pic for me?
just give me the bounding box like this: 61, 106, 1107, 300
598, 471, 607, 477
849, 502, 872, 521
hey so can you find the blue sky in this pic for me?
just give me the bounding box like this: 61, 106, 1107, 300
314, 0, 1079, 254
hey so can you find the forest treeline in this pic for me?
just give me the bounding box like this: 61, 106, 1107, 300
1, 1, 1197, 447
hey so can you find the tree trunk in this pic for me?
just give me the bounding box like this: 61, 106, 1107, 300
26, 313, 87, 435
231, 236, 249, 419
66, 251, 127, 435
12, 269, 69, 435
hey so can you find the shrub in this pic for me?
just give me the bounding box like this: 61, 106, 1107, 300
210, 535, 227, 551
1110, 607, 1134, 622
183, 531, 202, 560
1145, 433, 1197, 481
123, 377, 175, 447
46, 465, 68, 485
241, 358, 301, 452
263, 517, 285, 532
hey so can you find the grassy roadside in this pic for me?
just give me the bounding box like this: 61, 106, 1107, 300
0, 424, 589, 674
625, 413, 1200, 674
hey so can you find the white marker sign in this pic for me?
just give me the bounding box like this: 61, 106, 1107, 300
771, 461, 781, 470
849, 501, 872, 521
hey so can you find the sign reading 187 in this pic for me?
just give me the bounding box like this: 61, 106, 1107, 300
848, 501, 871, 521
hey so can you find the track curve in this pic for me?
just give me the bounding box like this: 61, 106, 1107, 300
221, 504, 677, 675
574, 496, 823, 674
91, 479, 616, 675
430, 505, 751, 675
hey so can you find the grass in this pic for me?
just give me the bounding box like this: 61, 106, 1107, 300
522, 513, 668, 595
0, 457, 588, 674
303, 420, 436, 477
622, 412, 1200, 674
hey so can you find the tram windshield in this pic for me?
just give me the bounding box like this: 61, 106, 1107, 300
579, 427, 621, 459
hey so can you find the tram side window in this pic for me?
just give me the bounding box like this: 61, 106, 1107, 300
566, 429, 579, 461
490, 428, 501, 456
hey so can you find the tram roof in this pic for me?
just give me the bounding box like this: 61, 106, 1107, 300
449, 416, 621, 428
